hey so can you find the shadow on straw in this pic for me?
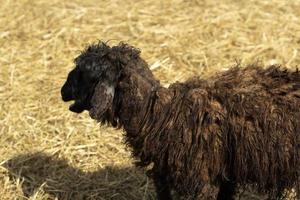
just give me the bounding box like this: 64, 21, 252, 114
3, 153, 291, 200
3, 152, 155, 200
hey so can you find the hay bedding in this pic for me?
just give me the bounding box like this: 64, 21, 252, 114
0, 0, 299, 199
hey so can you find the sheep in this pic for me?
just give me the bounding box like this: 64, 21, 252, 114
61, 41, 300, 200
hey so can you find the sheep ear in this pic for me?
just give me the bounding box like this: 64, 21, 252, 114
89, 81, 115, 120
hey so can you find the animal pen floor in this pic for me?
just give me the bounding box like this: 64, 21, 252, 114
0, 0, 299, 199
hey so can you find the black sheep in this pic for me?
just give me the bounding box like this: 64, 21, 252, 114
61, 42, 300, 200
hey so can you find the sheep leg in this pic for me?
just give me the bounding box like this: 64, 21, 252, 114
153, 171, 172, 200
216, 180, 236, 200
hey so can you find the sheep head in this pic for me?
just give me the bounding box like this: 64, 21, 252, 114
61, 42, 120, 116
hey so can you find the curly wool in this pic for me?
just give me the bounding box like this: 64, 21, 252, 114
64, 42, 299, 199
90, 55, 300, 197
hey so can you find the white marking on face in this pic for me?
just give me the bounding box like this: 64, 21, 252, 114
104, 85, 115, 97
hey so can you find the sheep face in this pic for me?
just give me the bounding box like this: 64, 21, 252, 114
61, 67, 97, 113
61, 42, 119, 115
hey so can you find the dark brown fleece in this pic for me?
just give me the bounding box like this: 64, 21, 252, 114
59, 42, 300, 198
90, 61, 300, 198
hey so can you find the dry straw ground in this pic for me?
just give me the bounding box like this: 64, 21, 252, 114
0, 0, 300, 199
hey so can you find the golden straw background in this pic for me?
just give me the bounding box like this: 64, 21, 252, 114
0, 0, 299, 199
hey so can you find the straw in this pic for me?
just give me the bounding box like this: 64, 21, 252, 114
0, 0, 299, 199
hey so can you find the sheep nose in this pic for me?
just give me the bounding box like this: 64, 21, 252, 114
61, 85, 73, 102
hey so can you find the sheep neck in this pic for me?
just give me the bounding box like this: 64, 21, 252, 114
117, 71, 161, 133
115, 68, 174, 162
